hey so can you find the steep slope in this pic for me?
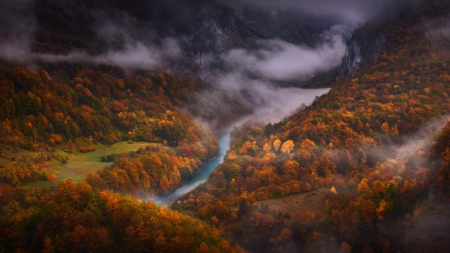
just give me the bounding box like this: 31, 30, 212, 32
0, 65, 223, 195
0, 180, 241, 253
303, 0, 440, 88
173, 1, 450, 252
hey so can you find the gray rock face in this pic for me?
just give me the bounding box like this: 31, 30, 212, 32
340, 34, 385, 76
371, 36, 386, 64
340, 41, 362, 75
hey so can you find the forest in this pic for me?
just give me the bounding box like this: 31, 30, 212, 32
1, 0, 450, 252
171, 1, 450, 252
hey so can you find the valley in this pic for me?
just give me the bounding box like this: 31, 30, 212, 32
1, 0, 450, 253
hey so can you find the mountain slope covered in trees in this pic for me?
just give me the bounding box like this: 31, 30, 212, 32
0, 179, 241, 253
0, 65, 225, 195
2, 0, 450, 253
172, 1, 450, 252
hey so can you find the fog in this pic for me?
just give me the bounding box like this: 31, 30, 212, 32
0, 0, 35, 61
0, 0, 348, 131
332, 116, 450, 172
394, 116, 449, 158
430, 21, 450, 38
33, 16, 348, 80
366, 116, 449, 172
203, 72, 329, 124
218, 25, 348, 82
192, 24, 345, 126
37, 38, 181, 70
424, 14, 450, 39
0, 2, 180, 69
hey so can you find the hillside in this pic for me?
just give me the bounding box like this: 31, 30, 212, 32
2, 0, 450, 252
1, 65, 266, 202
172, 1, 450, 252
0, 1, 336, 251
0, 180, 242, 253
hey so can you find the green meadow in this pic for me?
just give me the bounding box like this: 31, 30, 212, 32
22, 142, 156, 188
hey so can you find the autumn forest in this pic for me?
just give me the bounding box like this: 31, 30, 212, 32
1, 0, 450, 252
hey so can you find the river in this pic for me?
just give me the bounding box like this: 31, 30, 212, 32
154, 129, 232, 205
153, 87, 330, 206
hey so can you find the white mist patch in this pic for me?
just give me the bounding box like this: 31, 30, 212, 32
37, 39, 181, 70
0, 43, 31, 61
426, 16, 450, 37
0, 3, 181, 70
251, 86, 329, 123
196, 24, 346, 127
432, 24, 450, 38
394, 116, 450, 157
207, 71, 329, 123
220, 25, 347, 82
357, 116, 450, 176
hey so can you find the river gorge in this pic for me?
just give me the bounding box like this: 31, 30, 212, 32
154, 87, 330, 205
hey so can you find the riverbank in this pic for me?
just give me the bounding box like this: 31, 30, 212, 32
153, 129, 232, 205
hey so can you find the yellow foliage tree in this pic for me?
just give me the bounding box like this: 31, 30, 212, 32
281, 140, 294, 154
273, 139, 281, 151
330, 186, 337, 194
263, 143, 271, 152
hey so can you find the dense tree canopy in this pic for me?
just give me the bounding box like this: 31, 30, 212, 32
172, 1, 450, 252
0, 180, 241, 253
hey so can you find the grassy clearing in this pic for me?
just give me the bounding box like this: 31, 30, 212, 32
0, 144, 33, 166
22, 141, 155, 188
252, 187, 330, 214
24, 180, 52, 189
49, 141, 154, 180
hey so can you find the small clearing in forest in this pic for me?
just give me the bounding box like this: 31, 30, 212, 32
253, 187, 330, 214
24, 141, 155, 188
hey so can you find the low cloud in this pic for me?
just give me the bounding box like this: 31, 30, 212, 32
191, 25, 342, 128
218, 25, 348, 82
394, 116, 449, 157
0, 43, 31, 62
425, 17, 450, 55
37, 38, 181, 70
250, 86, 329, 123
431, 23, 450, 38
201, 71, 329, 126
0, 0, 338, 130
35, 12, 181, 70
0, 0, 35, 61
0, 4, 180, 70
369, 116, 450, 166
